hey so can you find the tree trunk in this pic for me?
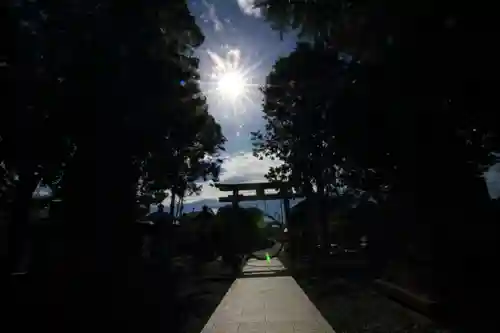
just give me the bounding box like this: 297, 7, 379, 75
316, 180, 329, 253
58, 137, 139, 331
179, 196, 184, 215
7, 167, 40, 274
169, 189, 176, 216
175, 194, 184, 217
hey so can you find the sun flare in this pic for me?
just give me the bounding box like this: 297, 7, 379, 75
217, 70, 246, 99
200, 48, 263, 118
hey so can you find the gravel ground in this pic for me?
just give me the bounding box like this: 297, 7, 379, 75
173, 257, 235, 333
296, 276, 453, 333
173, 252, 456, 333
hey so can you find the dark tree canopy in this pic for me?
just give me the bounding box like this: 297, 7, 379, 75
3, 0, 225, 297
254, 1, 499, 326
258, 0, 500, 171
4, 1, 227, 331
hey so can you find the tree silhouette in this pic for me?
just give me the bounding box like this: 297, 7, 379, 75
5, 1, 225, 331
139, 99, 225, 215
3, 0, 79, 273
257, 0, 500, 326
215, 206, 266, 261
258, 1, 500, 178
252, 42, 368, 249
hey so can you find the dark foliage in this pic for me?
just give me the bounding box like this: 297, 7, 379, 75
254, 0, 500, 329
4, 1, 225, 331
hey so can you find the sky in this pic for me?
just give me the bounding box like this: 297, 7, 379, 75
33, 0, 500, 214
190, 0, 297, 153
175, 0, 298, 215
171, 0, 500, 215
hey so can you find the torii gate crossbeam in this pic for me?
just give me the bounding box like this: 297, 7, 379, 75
215, 182, 304, 225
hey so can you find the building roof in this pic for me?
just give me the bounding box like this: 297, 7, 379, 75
32, 184, 53, 200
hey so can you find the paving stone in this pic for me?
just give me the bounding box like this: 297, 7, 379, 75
201, 322, 240, 333
240, 307, 267, 322
238, 322, 267, 333
212, 322, 240, 333
264, 321, 295, 333
200, 259, 336, 333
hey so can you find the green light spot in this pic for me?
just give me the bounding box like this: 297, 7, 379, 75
266, 252, 271, 263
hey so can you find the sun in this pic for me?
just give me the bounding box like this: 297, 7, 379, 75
217, 70, 246, 99
200, 48, 262, 118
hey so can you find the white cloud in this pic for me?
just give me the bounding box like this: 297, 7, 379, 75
485, 163, 500, 198
237, 0, 262, 18
177, 155, 500, 210
183, 151, 282, 204
202, 0, 223, 31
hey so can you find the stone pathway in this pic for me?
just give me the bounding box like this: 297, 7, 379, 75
201, 258, 335, 332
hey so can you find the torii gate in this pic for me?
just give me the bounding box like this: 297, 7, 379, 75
215, 182, 304, 225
